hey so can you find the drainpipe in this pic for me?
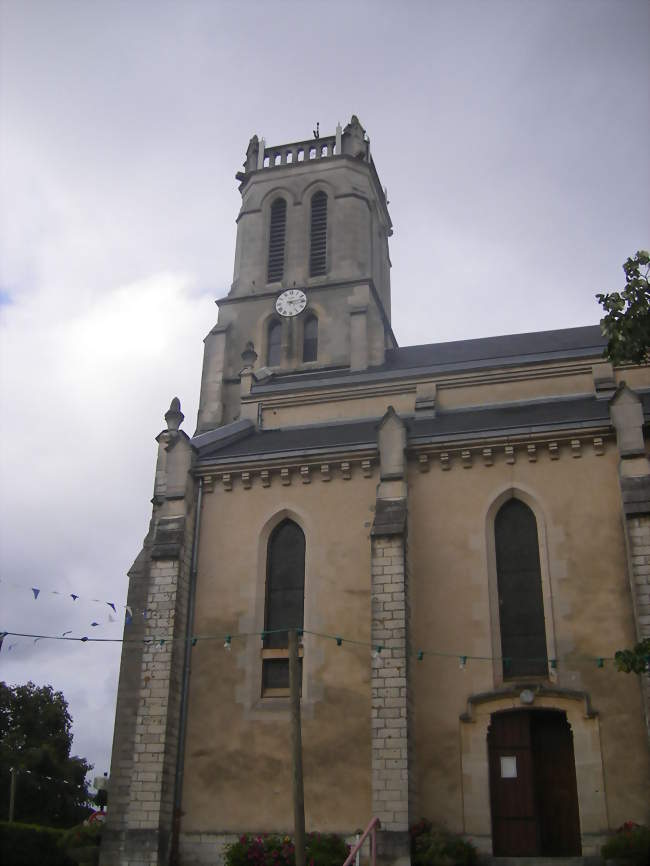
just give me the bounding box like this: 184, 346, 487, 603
171, 476, 204, 864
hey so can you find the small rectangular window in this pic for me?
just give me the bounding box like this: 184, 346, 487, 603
261, 655, 303, 696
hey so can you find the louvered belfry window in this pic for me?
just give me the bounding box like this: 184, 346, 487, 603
267, 198, 287, 283
495, 499, 548, 678
309, 191, 327, 276
262, 519, 305, 693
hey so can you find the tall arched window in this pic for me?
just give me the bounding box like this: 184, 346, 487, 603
263, 519, 305, 694
302, 314, 318, 362
495, 499, 548, 678
267, 197, 287, 283
309, 191, 327, 276
267, 319, 282, 367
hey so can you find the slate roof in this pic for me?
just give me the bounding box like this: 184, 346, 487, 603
193, 393, 650, 464
191, 325, 649, 466
195, 418, 379, 461
251, 325, 606, 394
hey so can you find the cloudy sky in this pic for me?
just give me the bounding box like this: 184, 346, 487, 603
1, 0, 648, 791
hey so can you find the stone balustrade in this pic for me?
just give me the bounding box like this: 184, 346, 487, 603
261, 134, 338, 168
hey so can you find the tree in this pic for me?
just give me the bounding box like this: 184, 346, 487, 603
596, 250, 650, 366
614, 638, 650, 674
0, 681, 92, 827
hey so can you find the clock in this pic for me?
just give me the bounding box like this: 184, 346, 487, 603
275, 289, 307, 318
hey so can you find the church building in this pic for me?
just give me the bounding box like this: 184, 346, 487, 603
100, 117, 650, 866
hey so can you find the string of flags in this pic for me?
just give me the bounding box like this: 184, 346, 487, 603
1, 579, 637, 671
0, 626, 617, 669
0, 576, 152, 622
0, 576, 158, 638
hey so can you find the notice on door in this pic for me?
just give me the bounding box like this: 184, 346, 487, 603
500, 756, 517, 778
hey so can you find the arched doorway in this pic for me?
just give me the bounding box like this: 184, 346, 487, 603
488, 709, 581, 856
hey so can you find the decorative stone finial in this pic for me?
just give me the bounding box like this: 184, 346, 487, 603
342, 115, 367, 158
244, 135, 259, 173
165, 397, 184, 432
241, 341, 258, 369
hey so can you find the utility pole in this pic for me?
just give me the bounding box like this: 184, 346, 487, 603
8, 767, 16, 822
289, 629, 305, 866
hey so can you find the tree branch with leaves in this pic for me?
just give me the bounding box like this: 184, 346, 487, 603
597, 250, 650, 365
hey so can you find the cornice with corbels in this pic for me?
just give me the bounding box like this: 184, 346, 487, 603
195, 430, 614, 492
413, 434, 610, 472
199, 457, 375, 493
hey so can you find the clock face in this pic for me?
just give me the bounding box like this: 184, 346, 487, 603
275, 289, 307, 318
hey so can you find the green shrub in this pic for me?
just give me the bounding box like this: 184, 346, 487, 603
58, 822, 102, 866
58, 821, 102, 850
304, 832, 349, 866
602, 823, 650, 866
410, 819, 477, 866
0, 821, 75, 866
224, 832, 349, 866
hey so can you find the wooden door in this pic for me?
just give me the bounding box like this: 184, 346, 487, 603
532, 711, 582, 856
488, 711, 539, 856
488, 710, 582, 857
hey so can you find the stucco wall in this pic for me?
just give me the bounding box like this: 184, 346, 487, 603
408, 442, 650, 839
181, 472, 378, 834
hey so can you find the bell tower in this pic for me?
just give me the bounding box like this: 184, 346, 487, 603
196, 116, 395, 433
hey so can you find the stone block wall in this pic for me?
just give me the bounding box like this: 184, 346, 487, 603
624, 514, 650, 744
101, 513, 194, 866
370, 532, 412, 865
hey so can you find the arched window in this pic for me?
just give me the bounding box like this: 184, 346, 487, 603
267, 319, 282, 367
495, 499, 548, 678
309, 191, 327, 276
302, 314, 318, 362
267, 197, 287, 283
263, 519, 305, 694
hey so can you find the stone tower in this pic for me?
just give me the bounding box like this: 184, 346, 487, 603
196, 116, 395, 433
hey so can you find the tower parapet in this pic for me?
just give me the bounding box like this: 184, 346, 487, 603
237, 116, 386, 208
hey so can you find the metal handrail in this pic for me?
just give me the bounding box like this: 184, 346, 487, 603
341, 817, 381, 866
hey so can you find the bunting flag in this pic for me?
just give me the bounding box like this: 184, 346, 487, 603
0, 579, 148, 620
